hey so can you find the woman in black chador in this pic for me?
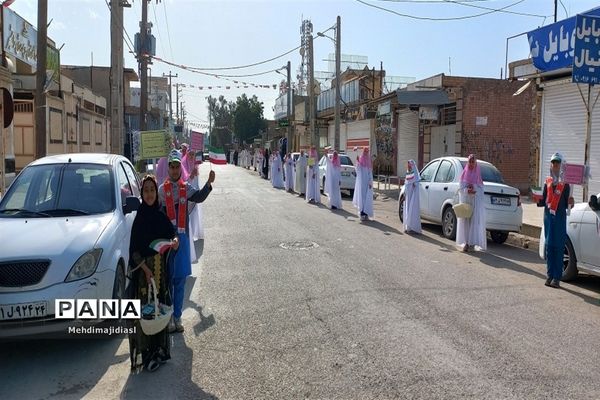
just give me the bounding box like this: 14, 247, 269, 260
128, 175, 179, 373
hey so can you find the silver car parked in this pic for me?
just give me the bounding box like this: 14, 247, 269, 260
398, 156, 523, 244
0, 153, 141, 338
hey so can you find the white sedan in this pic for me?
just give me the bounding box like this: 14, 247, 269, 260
318, 153, 357, 196
539, 193, 600, 281
398, 156, 523, 244
0, 153, 141, 338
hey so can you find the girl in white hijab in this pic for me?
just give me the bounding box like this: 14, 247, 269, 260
403, 160, 422, 234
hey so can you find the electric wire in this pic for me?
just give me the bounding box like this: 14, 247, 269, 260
355, 0, 533, 21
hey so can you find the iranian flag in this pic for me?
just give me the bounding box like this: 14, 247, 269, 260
207, 145, 227, 165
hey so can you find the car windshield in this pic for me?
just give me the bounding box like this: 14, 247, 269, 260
327, 154, 354, 166
0, 163, 115, 217
459, 161, 504, 184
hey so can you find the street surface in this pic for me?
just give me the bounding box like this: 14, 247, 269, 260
2, 163, 600, 400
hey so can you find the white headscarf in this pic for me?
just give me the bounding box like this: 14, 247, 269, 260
405, 159, 420, 183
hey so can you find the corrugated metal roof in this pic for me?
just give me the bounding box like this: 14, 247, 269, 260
396, 90, 451, 105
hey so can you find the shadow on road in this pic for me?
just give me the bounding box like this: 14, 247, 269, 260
359, 218, 403, 235
0, 338, 127, 399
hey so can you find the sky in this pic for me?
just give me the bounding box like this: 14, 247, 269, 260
8, 0, 600, 128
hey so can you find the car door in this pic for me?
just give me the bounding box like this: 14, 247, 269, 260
418, 160, 440, 218
427, 159, 456, 220
576, 205, 600, 268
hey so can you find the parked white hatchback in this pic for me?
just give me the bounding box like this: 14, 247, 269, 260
398, 156, 523, 244
318, 153, 357, 196
539, 193, 600, 280
0, 153, 141, 338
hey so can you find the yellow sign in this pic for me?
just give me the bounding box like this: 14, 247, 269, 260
140, 130, 169, 159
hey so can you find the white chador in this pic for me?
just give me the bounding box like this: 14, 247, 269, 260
456, 155, 487, 251
402, 159, 422, 233
284, 155, 294, 191
186, 166, 204, 263
324, 152, 342, 209
294, 152, 307, 195
306, 149, 320, 203
271, 154, 285, 188
352, 148, 374, 220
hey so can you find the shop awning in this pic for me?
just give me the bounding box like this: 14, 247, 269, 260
396, 90, 451, 105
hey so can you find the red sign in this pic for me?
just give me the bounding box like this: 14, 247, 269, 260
563, 163, 585, 185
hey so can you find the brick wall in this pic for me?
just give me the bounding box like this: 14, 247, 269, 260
447, 77, 536, 193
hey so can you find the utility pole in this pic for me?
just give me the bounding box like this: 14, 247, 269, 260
110, 0, 125, 155
175, 83, 180, 124
139, 0, 149, 131
286, 60, 292, 152
308, 34, 316, 148
334, 15, 341, 152
163, 71, 177, 124
35, 0, 47, 160
554, 0, 557, 23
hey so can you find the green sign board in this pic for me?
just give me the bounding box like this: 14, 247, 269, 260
278, 119, 289, 127
140, 130, 169, 159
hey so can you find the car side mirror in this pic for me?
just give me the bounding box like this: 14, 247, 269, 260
589, 195, 599, 211
123, 196, 140, 214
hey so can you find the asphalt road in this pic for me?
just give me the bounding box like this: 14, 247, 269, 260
2, 164, 600, 400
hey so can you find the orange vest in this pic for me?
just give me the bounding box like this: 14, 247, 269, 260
545, 177, 565, 215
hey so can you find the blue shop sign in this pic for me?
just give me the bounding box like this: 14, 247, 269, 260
528, 7, 600, 72
573, 14, 600, 85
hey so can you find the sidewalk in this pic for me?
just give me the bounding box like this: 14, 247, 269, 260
371, 181, 543, 249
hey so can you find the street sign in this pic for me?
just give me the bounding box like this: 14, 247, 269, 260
573, 14, 600, 85
278, 119, 289, 127
139, 130, 169, 159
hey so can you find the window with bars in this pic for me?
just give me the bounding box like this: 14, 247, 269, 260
440, 103, 457, 125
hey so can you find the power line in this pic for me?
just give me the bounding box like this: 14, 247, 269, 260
152, 56, 285, 77
355, 0, 532, 21
161, 0, 175, 60
151, 1, 167, 59
440, 0, 549, 18
185, 45, 302, 71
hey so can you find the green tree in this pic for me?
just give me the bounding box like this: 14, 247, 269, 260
207, 95, 235, 149
233, 94, 266, 145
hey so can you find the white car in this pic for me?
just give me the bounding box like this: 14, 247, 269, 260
318, 153, 357, 196
398, 156, 523, 244
539, 193, 600, 281
0, 153, 141, 338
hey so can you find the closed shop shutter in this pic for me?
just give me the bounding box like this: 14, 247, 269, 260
541, 82, 600, 201
397, 109, 419, 177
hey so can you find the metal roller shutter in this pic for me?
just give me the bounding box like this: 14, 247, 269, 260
541, 82, 600, 201
397, 109, 419, 177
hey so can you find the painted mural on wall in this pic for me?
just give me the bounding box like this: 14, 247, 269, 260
462, 130, 514, 166
374, 114, 394, 175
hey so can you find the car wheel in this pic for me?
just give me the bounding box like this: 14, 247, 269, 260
490, 230, 509, 244
442, 206, 457, 240
398, 195, 405, 222
112, 263, 126, 300
561, 238, 578, 281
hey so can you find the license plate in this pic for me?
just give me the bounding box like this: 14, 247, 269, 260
341, 172, 351, 177
491, 196, 511, 206
0, 301, 48, 321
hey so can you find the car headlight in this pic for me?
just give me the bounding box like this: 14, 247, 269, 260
65, 249, 103, 282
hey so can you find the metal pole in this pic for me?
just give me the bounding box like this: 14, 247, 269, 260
1, 94, 5, 195
308, 34, 316, 148
35, 0, 47, 159
334, 15, 341, 151
139, 0, 148, 131
583, 84, 592, 202
110, 0, 124, 154
286, 61, 292, 152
